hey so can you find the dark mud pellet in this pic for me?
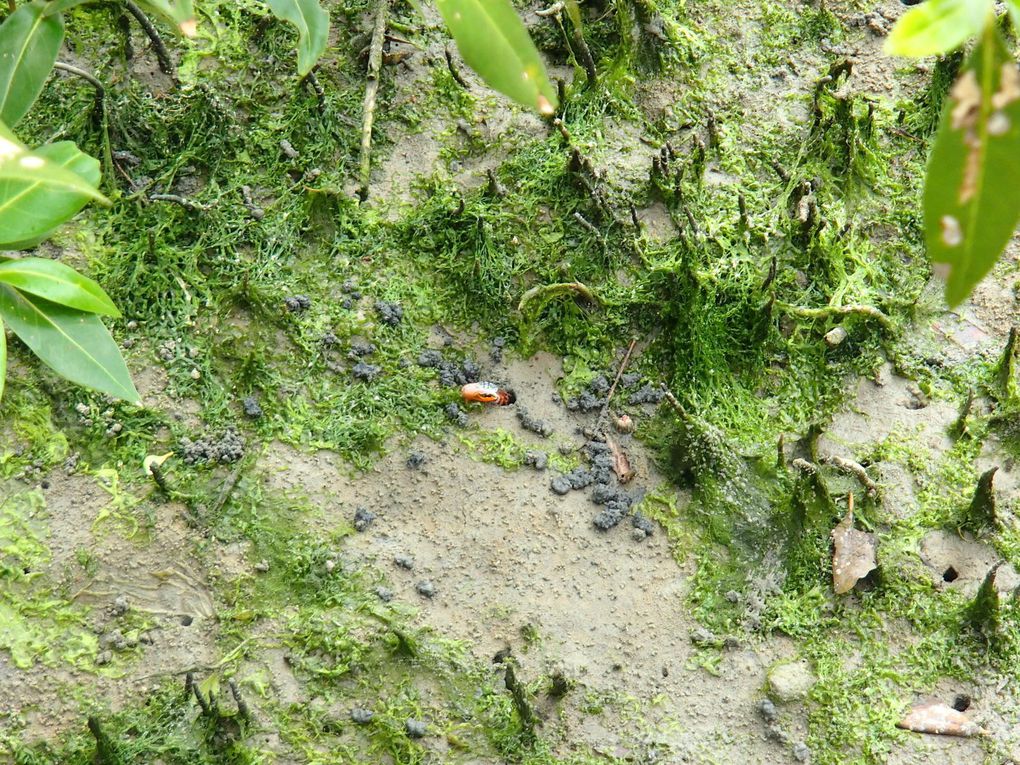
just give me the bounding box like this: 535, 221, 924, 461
351, 362, 381, 382
415, 580, 437, 598
341, 297, 353, 309
629, 383, 664, 405
112, 595, 129, 616
405, 719, 427, 738
445, 403, 469, 427
394, 555, 414, 570
524, 451, 548, 470
348, 341, 376, 358
517, 407, 553, 437
353, 506, 376, 532
375, 586, 393, 602
418, 349, 444, 368
284, 295, 311, 312
588, 375, 610, 395
350, 708, 374, 724
792, 742, 811, 763
550, 476, 572, 495
631, 512, 654, 536
406, 451, 427, 470
758, 699, 779, 724
594, 504, 629, 530
461, 359, 480, 382
321, 332, 340, 347
374, 300, 403, 326
490, 337, 505, 363
181, 428, 244, 465
242, 396, 263, 419
340, 278, 357, 293
551, 392, 563, 405
620, 372, 641, 388
96, 650, 112, 666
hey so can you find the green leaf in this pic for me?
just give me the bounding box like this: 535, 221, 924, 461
265, 0, 330, 76
1008, 0, 1020, 35
0, 0, 64, 126
0, 258, 120, 317
437, 0, 557, 116
0, 124, 107, 243
133, 0, 198, 36
925, 26, 1020, 306
885, 0, 991, 57
0, 286, 139, 403
0, 141, 101, 250
0, 318, 6, 404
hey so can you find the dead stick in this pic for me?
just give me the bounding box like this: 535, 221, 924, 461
596, 338, 637, 435
445, 44, 468, 89
357, 0, 390, 201
124, 0, 175, 77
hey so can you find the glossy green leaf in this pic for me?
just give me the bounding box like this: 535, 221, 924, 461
265, 0, 329, 76
885, 0, 991, 57
925, 26, 1020, 306
0, 318, 6, 404
437, 0, 557, 116
0, 0, 64, 126
0, 141, 101, 250
0, 258, 120, 317
0, 122, 107, 214
134, 0, 197, 36
0, 286, 139, 403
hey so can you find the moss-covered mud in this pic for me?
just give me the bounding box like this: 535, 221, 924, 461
5, 0, 1020, 762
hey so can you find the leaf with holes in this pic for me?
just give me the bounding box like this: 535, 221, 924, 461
0, 0, 65, 126
0, 258, 119, 317
0, 141, 101, 250
925, 26, 1020, 306
884, 0, 991, 58
265, 0, 329, 76
830, 500, 877, 595
0, 286, 139, 403
437, 0, 557, 116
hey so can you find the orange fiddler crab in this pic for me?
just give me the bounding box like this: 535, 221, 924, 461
460, 382, 516, 406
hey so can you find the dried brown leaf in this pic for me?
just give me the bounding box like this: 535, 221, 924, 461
607, 436, 636, 484
897, 703, 987, 738
830, 500, 877, 595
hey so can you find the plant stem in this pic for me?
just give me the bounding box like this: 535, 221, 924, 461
357, 0, 389, 201
123, 0, 175, 77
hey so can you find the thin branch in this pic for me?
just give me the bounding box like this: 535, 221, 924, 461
596, 338, 638, 436
123, 0, 175, 78
357, 0, 390, 201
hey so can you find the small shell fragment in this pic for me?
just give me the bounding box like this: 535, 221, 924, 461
897, 703, 987, 738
